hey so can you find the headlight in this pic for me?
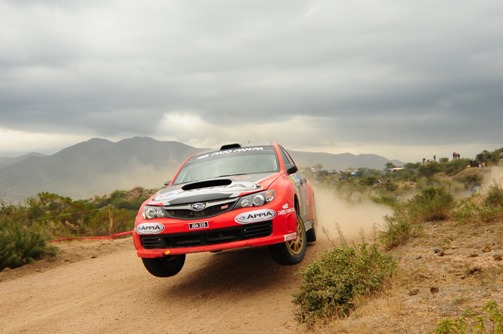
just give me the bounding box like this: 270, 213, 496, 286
142, 205, 167, 219
237, 190, 275, 208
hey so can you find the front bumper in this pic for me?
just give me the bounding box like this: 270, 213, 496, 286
133, 203, 297, 258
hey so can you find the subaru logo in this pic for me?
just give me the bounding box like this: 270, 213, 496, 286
191, 203, 206, 211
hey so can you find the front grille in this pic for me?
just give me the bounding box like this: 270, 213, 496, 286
164, 199, 237, 219
140, 221, 272, 249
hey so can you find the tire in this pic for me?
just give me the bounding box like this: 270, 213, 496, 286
142, 255, 186, 277
306, 224, 317, 243
306, 206, 318, 243
269, 213, 307, 265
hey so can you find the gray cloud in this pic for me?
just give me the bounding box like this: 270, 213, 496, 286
0, 0, 502, 160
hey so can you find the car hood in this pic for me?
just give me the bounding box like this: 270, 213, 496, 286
148, 172, 281, 206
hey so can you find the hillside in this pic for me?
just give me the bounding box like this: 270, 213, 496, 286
0, 137, 403, 202
0, 137, 202, 202
0, 152, 47, 170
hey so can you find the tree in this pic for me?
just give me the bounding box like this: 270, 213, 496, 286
385, 162, 396, 170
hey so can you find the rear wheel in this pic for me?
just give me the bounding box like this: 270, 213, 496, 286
306, 224, 317, 242
142, 255, 186, 277
269, 213, 307, 265
306, 204, 318, 243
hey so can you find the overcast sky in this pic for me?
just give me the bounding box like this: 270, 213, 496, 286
0, 0, 502, 162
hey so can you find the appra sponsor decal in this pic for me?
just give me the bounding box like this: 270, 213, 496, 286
235, 209, 276, 224
136, 222, 165, 235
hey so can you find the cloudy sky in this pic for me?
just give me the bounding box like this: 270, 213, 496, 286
0, 0, 502, 162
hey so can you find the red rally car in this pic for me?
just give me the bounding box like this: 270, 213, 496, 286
133, 143, 317, 277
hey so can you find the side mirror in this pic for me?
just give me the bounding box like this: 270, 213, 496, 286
164, 180, 171, 187
286, 164, 298, 175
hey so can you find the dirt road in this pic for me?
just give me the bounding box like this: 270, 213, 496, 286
0, 237, 331, 334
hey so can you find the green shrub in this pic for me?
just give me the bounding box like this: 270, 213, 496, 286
418, 162, 442, 178
378, 187, 452, 249
293, 243, 396, 328
456, 183, 503, 224
435, 300, 503, 334
443, 158, 471, 176
0, 218, 56, 271
379, 206, 423, 250
360, 176, 378, 186
455, 200, 479, 224
385, 181, 399, 192
371, 194, 397, 208
408, 187, 456, 222
480, 183, 503, 222
84, 208, 136, 235
485, 183, 503, 208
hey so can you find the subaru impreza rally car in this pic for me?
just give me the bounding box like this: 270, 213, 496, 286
133, 143, 317, 277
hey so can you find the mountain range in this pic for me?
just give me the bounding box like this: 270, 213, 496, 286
0, 137, 404, 203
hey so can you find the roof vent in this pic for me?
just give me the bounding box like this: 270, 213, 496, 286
220, 143, 241, 150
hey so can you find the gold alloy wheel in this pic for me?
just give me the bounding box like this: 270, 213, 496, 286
286, 215, 305, 255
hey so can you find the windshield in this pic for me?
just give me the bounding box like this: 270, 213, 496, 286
173, 146, 279, 184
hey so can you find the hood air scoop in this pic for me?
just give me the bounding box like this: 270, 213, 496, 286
182, 179, 232, 191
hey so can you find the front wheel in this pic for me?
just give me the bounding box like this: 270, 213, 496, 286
269, 213, 307, 265
142, 255, 186, 277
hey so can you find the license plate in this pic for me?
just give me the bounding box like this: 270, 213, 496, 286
189, 222, 209, 230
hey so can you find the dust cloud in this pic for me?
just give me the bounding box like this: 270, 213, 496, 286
109, 163, 175, 191
88, 161, 177, 199
485, 166, 503, 189
314, 186, 391, 244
